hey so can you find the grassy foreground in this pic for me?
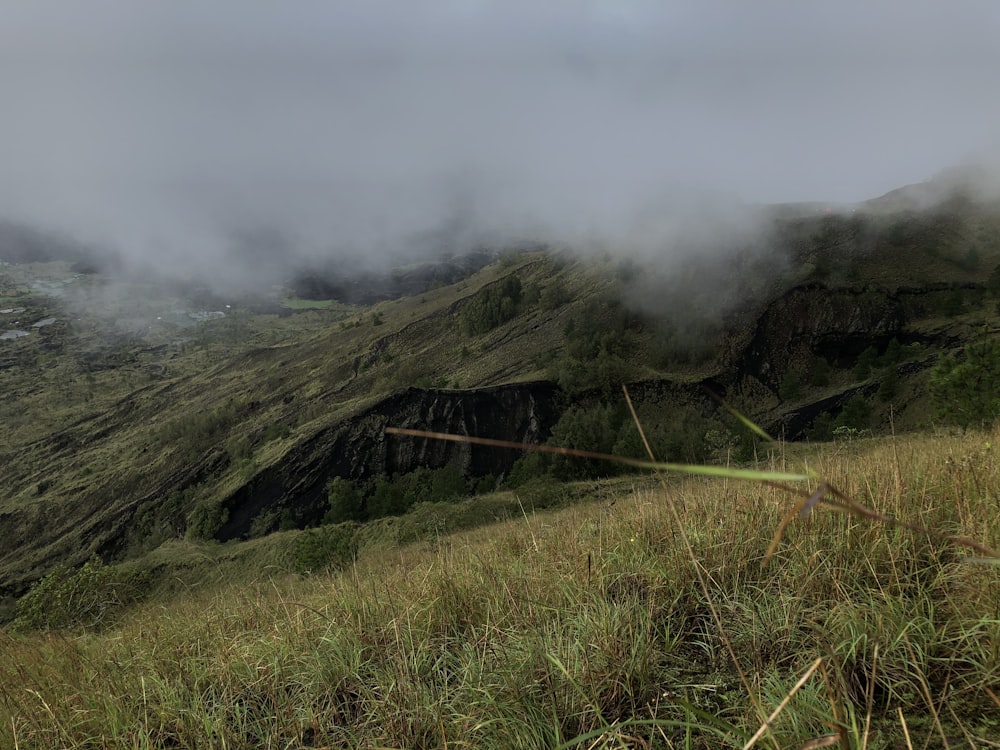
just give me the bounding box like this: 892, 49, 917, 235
2, 430, 1000, 748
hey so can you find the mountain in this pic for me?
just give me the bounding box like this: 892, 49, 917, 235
2, 176, 1000, 607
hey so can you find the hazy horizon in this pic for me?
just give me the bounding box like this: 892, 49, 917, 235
2, 1, 1000, 283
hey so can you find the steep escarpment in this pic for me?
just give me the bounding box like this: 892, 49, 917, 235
737, 283, 906, 391
214, 381, 561, 540
4, 193, 1000, 604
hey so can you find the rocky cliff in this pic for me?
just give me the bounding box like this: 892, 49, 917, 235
215, 381, 562, 540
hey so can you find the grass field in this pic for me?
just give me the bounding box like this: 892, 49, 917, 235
5, 199, 1000, 747
282, 298, 338, 310
2, 427, 999, 748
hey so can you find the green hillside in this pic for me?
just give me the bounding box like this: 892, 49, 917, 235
2, 188, 1000, 605
2, 425, 998, 747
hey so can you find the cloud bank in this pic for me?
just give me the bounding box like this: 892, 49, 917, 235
1, 1, 999, 283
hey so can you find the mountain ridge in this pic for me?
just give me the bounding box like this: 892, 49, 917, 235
2, 184, 1000, 601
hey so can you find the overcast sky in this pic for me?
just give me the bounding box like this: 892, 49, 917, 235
1, 1, 999, 276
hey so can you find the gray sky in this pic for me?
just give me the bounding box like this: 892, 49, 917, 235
1, 1, 999, 277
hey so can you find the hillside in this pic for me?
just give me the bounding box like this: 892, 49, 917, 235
2, 426, 998, 747
2, 183, 1000, 604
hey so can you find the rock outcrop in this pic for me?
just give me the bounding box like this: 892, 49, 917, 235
214, 381, 561, 540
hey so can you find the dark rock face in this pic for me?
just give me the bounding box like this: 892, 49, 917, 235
739, 283, 905, 390
214, 381, 561, 540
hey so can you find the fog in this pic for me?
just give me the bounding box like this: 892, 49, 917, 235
2, 1, 1000, 286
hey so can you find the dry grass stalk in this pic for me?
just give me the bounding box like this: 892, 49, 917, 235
742, 657, 823, 750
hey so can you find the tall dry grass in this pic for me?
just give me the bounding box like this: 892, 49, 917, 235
2, 426, 999, 748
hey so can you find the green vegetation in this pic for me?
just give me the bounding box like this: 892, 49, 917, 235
504, 399, 734, 487
325, 465, 471, 523
539, 276, 572, 310
810, 394, 874, 441
930, 334, 1000, 428
778, 370, 801, 401
459, 275, 523, 334
6, 198, 1000, 745
291, 523, 357, 574
877, 366, 898, 401
854, 346, 878, 379
3, 429, 1000, 747
185, 495, 230, 540
281, 297, 335, 309
12, 558, 150, 631
809, 357, 831, 387
551, 296, 644, 391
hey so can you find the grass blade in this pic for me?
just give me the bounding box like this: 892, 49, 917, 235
385, 427, 810, 483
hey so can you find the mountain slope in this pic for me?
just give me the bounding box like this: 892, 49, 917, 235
3, 189, 1000, 600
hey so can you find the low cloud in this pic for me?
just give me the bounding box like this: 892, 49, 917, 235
1, 1, 999, 287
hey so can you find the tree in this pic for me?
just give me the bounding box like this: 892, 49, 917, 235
540, 278, 571, 310
368, 477, 409, 518
324, 477, 364, 524
429, 464, 467, 502
880, 338, 903, 366
459, 276, 523, 335
987, 263, 1000, 295
811, 357, 831, 387
547, 403, 623, 480
835, 395, 871, 432
877, 367, 899, 402
961, 246, 982, 272
779, 371, 801, 401
930, 336, 1000, 428
613, 404, 716, 464
854, 346, 877, 380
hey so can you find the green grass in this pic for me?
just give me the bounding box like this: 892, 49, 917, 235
3, 428, 1000, 747
281, 297, 336, 309
3, 213, 1000, 591
3, 205, 1000, 596
4, 201, 1000, 746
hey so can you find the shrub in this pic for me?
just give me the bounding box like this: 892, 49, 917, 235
156, 402, 241, 461
368, 476, 410, 518
880, 337, 904, 366
877, 367, 899, 402
539, 278, 572, 310
613, 403, 721, 464
506, 453, 548, 488
854, 346, 877, 379
548, 403, 623, 480
474, 474, 497, 494
961, 246, 981, 272
514, 475, 574, 509
428, 464, 467, 502
988, 263, 1000, 295
930, 336, 1000, 428
807, 412, 835, 441
562, 298, 640, 362
835, 395, 871, 432
460, 276, 523, 335
778, 371, 801, 401
810, 357, 831, 387
186, 497, 229, 540
396, 465, 468, 504
292, 525, 357, 574
550, 296, 647, 392
943, 289, 966, 317
325, 477, 364, 524
14, 558, 151, 631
